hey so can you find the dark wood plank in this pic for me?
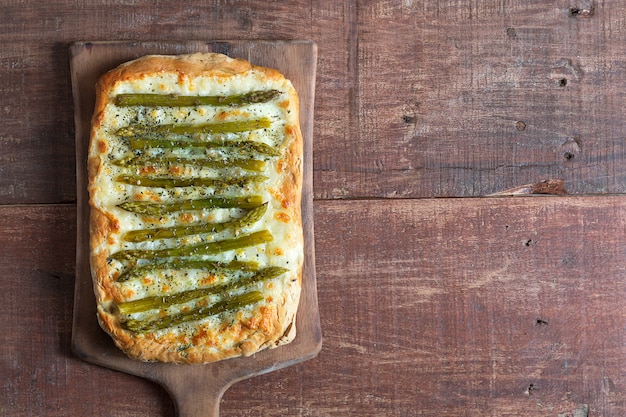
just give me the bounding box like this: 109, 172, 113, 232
0, 42, 76, 204
5, 1, 626, 202
301, 196, 626, 416
3, 199, 626, 416
315, 0, 626, 198
0, 205, 175, 416
312, 0, 626, 198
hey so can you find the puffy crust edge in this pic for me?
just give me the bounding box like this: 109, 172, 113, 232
88, 53, 303, 364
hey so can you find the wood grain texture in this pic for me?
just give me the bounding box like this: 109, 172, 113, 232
306, 196, 626, 416
226, 196, 626, 416
315, 0, 626, 198
3, 0, 626, 416
0, 205, 174, 417
3, 199, 626, 416
3, 0, 626, 202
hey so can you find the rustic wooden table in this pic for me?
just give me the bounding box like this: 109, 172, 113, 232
2, 1, 625, 416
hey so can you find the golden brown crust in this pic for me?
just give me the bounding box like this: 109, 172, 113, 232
88, 53, 303, 364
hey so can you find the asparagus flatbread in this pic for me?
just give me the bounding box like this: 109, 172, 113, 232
88, 53, 303, 363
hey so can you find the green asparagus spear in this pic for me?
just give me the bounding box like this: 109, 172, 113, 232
117, 118, 271, 137
122, 203, 267, 243
114, 90, 281, 107
118, 266, 287, 314
117, 195, 263, 215
122, 291, 264, 332
112, 155, 267, 172
110, 229, 273, 261
117, 259, 259, 283
115, 174, 267, 189
127, 138, 281, 157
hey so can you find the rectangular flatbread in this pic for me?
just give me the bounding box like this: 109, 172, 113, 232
88, 53, 303, 363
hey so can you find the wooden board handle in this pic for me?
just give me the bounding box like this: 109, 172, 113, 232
173, 392, 221, 417
161, 375, 226, 417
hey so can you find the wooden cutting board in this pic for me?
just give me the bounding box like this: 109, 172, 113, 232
70, 40, 321, 417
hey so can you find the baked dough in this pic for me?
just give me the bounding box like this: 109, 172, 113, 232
88, 53, 303, 363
